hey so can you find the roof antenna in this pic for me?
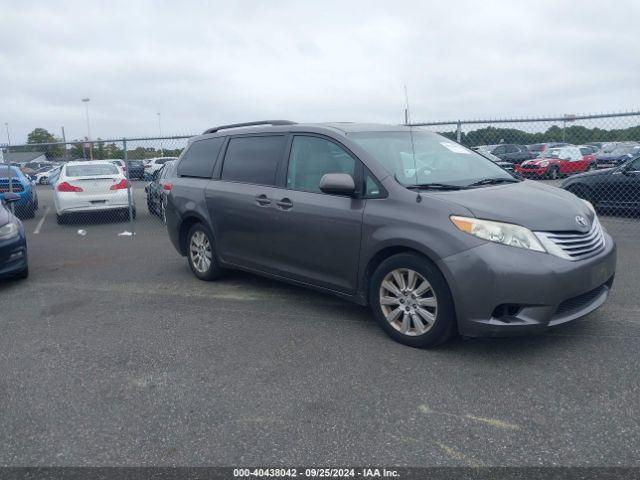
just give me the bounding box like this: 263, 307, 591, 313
404, 85, 421, 203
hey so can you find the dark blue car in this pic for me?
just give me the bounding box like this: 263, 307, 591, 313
595, 144, 640, 169
0, 192, 28, 280
0, 165, 39, 218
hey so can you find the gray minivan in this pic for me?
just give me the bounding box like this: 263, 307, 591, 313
166, 121, 616, 347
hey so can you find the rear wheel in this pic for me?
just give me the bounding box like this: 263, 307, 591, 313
187, 223, 225, 281
369, 253, 456, 348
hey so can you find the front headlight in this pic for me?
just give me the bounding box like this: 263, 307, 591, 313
450, 216, 546, 253
0, 222, 19, 240
539, 160, 550, 167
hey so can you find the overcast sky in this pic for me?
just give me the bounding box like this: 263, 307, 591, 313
1, 0, 639, 144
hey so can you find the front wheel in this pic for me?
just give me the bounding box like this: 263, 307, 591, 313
548, 167, 559, 180
39, 177, 48, 185
186, 223, 225, 281
369, 253, 456, 348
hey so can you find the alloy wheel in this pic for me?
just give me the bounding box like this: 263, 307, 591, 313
189, 230, 212, 274
379, 268, 438, 336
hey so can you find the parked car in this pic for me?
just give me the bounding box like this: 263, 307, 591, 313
526, 142, 570, 156
21, 160, 55, 176
33, 165, 62, 185
578, 145, 599, 156
516, 146, 596, 179
0, 192, 28, 280
127, 160, 145, 180
54, 161, 135, 224
109, 159, 145, 180
145, 160, 177, 222
0, 165, 39, 218
594, 143, 640, 169
562, 155, 640, 213
165, 121, 616, 348
475, 150, 515, 173
144, 157, 179, 180
490, 144, 537, 164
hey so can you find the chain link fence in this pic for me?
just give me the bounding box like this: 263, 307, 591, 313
1, 110, 639, 244
411, 111, 640, 239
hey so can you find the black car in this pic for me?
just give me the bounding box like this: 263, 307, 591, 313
0, 192, 28, 280
594, 144, 640, 169
491, 144, 537, 164
145, 160, 177, 222
562, 155, 640, 212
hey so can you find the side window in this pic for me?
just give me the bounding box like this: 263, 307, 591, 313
505, 145, 518, 153
493, 145, 506, 154
628, 158, 640, 172
177, 137, 224, 178
221, 136, 286, 186
364, 169, 384, 198
286, 136, 356, 194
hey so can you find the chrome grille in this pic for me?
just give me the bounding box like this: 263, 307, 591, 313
536, 219, 606, 261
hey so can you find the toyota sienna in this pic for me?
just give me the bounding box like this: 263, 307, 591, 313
166, 121, 616, 347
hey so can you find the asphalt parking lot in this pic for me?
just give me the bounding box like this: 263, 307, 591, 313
0, 182, 639, 466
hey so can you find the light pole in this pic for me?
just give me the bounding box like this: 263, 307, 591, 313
4, 122, 10, 146
157, 112, 164, 156
82, 98, 93, 160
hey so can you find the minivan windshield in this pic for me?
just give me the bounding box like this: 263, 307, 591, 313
350, 131, 515, 188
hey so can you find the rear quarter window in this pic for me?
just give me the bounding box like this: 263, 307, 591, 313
178, 137, 225, 178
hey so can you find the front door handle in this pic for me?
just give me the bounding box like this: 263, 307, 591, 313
276, 198, 293, 210
255, 194, 271, 206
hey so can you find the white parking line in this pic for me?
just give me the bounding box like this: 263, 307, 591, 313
33, 206, 50, 234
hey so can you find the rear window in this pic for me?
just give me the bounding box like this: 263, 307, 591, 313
221, 135, 286, 186
66, 164, 119, 177
178, 138, 224, 178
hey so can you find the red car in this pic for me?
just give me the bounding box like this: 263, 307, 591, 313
516, 146, 596, 179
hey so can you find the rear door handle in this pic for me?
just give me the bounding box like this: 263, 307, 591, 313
255, 194, 271, 206
276, 198, 293, 210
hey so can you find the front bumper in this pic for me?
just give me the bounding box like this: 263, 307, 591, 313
517, 167, 548, 177
439, 232, 617, 337
0, 234, 28, 278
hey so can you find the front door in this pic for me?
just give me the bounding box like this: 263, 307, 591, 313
268, 135, 365, 293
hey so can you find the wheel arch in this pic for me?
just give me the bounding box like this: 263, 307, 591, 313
178, 213, 212, 256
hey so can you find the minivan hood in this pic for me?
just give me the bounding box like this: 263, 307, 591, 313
427, 180, 593, 232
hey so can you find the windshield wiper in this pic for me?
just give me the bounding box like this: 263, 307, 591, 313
405, 183, 467, 191
467, 177, 521, 187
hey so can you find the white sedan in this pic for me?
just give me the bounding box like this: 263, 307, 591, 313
34, 165, 61, 185
53, 161, 135, 224
144, 157, 179, 178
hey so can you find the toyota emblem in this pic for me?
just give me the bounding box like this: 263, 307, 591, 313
575, 215, 589, 228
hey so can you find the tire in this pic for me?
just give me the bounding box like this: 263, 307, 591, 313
147, 200, 156, 216
186, 223, 225, 281
548, 166, 559, 180
369, 253, 456, 348
160, 197, 167, 224
39, 177, 47, 185
587, 163, 596, 171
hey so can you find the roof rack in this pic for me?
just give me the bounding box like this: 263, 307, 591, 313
203, 120, 296, 134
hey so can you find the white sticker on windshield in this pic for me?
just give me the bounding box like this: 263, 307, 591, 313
440, 142, 471, 154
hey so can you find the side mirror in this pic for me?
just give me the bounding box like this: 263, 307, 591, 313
2, 192, 20, 203
319, 173, 356, 196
